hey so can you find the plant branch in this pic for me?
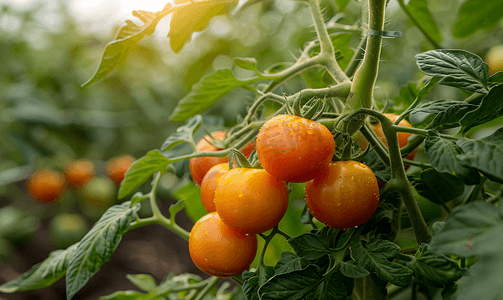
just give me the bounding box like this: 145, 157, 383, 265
396, 0, 441, 49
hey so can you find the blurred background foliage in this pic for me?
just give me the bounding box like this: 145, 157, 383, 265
0, 0, 502, 298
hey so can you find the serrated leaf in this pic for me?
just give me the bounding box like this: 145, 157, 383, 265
489, 71, 503, 84
404, 0, 442, 43
431, 103, 478, 130
415, 168, 465, 205
242, 264, 275, 300
415, 50, 489, 93
460, 85, 503, 133
430, 201, 503, 300
99, 290, 146, 300
118, 150, 172, 199
66, 202, 140, 300
424, 131, 480, 185
274, 252, 310, 276
406, 244, 466, 288
126, 274, 157, 292
340, 260, 370, 278
287, 233, 333, 260
0, 244, 77, 293
160, 115, 202, 152
351, 239, 412, 287
259, 266, 352, 300
452, 0, 503, 38
82, 4, 172, 87
335, 0, 351, 11
412, 99, 472, 114
234, 57, 258, 71
168, 0, 238, 53
456, 127, 503, 183
169, 69, 259, 123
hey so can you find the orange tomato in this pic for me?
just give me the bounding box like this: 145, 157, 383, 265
27, 169, 66, 203
306, 161, 380, 229
189, 212, 257, 277
256, 115, 335, 183
200, 163, 230, 213
214, 168, 289, 234
189, 131, 255, 186
106, 155, 135, 186
64, 159, 95, 188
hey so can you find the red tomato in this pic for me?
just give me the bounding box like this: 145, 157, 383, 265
189, 212, 257, 277
27, 169, 66, 203
189, 131, 255, 186
64, 159, 95, 189
256, 115, 335, 183
200, 163, 230, 213
214, 168, 289, 234
106, 155, 135, 186
305, 161, 380, 229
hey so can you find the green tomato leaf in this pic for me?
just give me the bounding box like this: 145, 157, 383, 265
406, 244, 466, 288
66, 202, 140, 300
456, 127, 503, 183
126, 274, 157, 292
431, 103, 478, 130
274, 252, 310, 276
242, 264, 275, 300
129, 192, 149, 207
234, 57, 258, 71
460, 85, 503, 133
259, 266, 352, 300
171, 179, 206, 223
118, 150, 172, 199
430, 201, 503, 300
393, 82, 419, 112
351, 239, 412, 287
415, 50, 489, 93
415, 168, 465, 205
287, 232, 333, 260
340, 260, 370, 278
424, 131, 480, 185
99, 290, 146, 300
160, 115, 202, 152
489, 72, 503, 85
82, 5, 172, 87
335, 0, 351, 11
412, 99, 473, 115
452, 0, 503, 38
404, 0, 443, 43
169, 69, 259, 123
0, 244, 77, 293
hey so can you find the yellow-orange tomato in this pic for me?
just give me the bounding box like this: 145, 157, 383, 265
106, 155, 135, 186
256, 115, 335, 183
189, 131, 255, 186
64, 160, 95, 188
215, 168, 289, 234
27, 169, 66, 203
485, 45, 503, 75
356, 113, 417, 161
200, 163, 230, 213
306, 161, 380, 229
189, 212, 257, 277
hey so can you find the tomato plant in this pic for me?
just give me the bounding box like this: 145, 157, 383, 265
64, 160, 95, 189
26, 169, 66, 204
306, 161, 380, 229
214, 168, 289, 234
189, 212, 257, 277
199, 163, 229, 213
256, 114, 335, 182
2, 0, 503, 299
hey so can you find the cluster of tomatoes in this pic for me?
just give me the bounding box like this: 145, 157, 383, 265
188, 114, 389, 277
26, 155, 135, 205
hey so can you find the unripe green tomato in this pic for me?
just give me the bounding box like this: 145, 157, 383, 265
79, 177, 116, 207
49, 213, 89, 249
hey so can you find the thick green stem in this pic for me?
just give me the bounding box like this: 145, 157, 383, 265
342, 0, 386, 135
345, 36, 367, 77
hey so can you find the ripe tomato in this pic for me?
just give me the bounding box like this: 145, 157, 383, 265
64, 159, 95, 189
189, 212, 257, 277
27, 169, 66, 203
106, 155, 135, 186
356, 113, 417, 161
214, 168, 289, 234
189, 131, 255, 186
305, 161, 380, 229
200, 163, 230, 213
256, 115, 335, 183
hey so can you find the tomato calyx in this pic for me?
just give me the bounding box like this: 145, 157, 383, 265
285, 93, 327, 121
